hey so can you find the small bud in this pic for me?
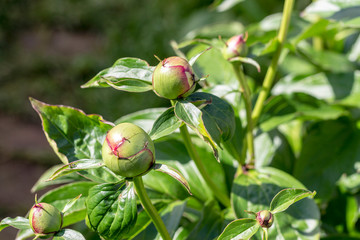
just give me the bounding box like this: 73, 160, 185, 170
102, 123, 155, 178
29, 202, 63, 236
222, 34, 248, 60
152, 56, 196, 99
256, 210, 274, 228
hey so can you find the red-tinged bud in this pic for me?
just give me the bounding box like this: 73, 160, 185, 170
256, 210, 274, 228
222, 34, 248, 60
102, 123, 155, 178
29, 202, 62, 237
152, 56, 196, 99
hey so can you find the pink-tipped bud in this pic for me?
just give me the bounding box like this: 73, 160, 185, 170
152, 56, 196, 99
222, 34, 248, 60
256, 210, 274, 228
102, 123, 155, 178
29, 202, 62, 236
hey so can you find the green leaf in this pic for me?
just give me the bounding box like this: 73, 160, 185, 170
186, 201, 224, 240
62, 194, 82, 213
31, 165, 84, 193
81, 57, 154, 92
217, 218, 260, 240
115, 108, 167, 133
149, 107, 182, 140
53, 229, 86, 240
0, 217, 30, 232
126, 201, 187, 240
231, 167, 320, 239
144, 139, 228, 203
86, 182, 137, 240
38, 182, 97, 227
175, 92, 235, 159
48, 159, 104, 181
153, 163, 192, 195
254, 129, 296, 173
269, 188, 316, 214
187, 44, 236, 85
189, 47, 211, 66
259, 93, 348, 131
302, 1, 360, 27
273, 71, 360, 101
30, 98, 113, 164
293, 19, 330, 44
186, 92, 235, 142
175, 100, 220, 159
293, 119, 360, 201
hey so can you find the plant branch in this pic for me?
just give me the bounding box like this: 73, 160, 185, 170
133, 177, 171, 240
179, 125, 230, 207
251, 0, 295, 127
232, 62, 255, 166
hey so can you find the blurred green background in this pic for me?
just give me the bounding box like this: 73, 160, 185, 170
0, 0, 310, 238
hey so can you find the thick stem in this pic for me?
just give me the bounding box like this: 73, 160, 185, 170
251, 0, 295, 127
133, 177, 171, 240
232, 62, 255, 166
179, 125, 230, 207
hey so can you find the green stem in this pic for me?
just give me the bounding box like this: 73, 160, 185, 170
262, 228, 269, 240
133, 177, 171, 240
179, 125, 230, 207
251, 0, 295, 127
232, 62, 255, 166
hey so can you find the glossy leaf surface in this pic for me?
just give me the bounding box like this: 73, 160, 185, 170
86, 182, 137, 240
81, 57, 154, 92
149, 107, 182, 140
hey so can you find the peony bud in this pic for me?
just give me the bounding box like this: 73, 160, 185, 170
102, 123, 155, 178
222, 34, 248, 60
152, 56, 196, 99
29, 202, 63, 236
256, 210, 274, 228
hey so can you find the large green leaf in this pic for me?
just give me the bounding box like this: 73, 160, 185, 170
38, 182, 97, 227
143, 138, 228, 203
254, 129, 296, 173
293, 119, 360, 201
231, 167, 320, 240
259, 93, 348, 131
115, 108, 167, 133
81, 57, 154, 92
30, 98, 113, 164
149, 107, 183, 140
86, 182, 137, 240
217, 218, 260, 240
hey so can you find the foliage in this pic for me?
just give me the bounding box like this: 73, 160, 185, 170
1, 0, 360, 239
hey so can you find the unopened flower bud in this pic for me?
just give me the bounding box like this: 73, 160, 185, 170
102, 123, 155, 178
256, 210, 274, 228
222, 34, 248, 60
29, 202, 62, 236
152, 56, 196, 99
